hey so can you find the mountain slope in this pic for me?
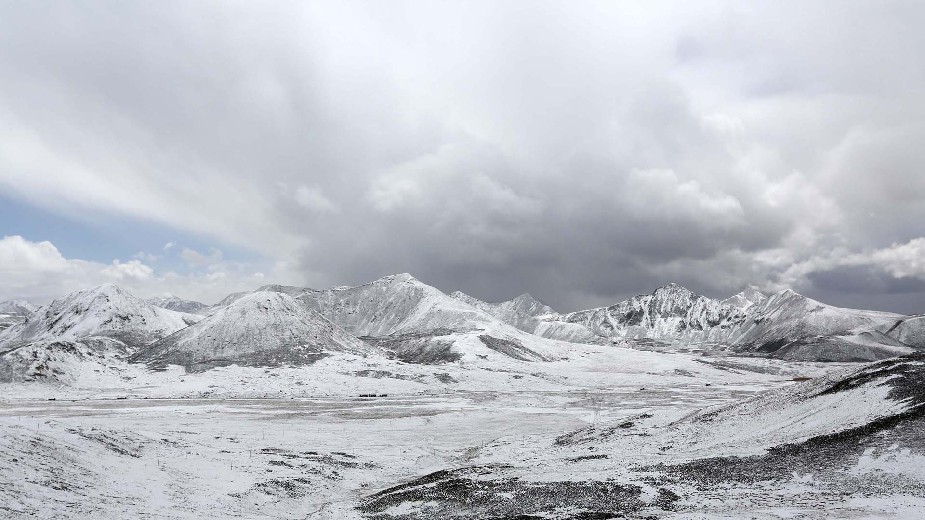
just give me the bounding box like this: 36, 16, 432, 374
146, 295, 209, 315
0, 299, 37, 315
0, 284, 199, 350
730, 289, 908, 361
561, 283, 748, 344
133, 291, 373, 372
298, 273, 512, 337
722, 286, 768, 310
449, 291, 602, 344
0, 299, 36, 333
881, 315, 925, 348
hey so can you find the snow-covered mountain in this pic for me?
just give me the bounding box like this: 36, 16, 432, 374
0, 284, 200, 350
133, 291, 372, 371
0, 299, 36, 316
0, 299, 36, 333
298, 273, 512, 337
561, 283, 749, 344
722, 286, 768, 310
880, 315, 925, 348
1, 276, 920, 369
449, 291, 603, 344
513, 283, 913, 361
146, 295, 210, 315
728, 289, 908, 360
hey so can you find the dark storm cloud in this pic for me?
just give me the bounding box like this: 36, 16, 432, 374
2, 1, 925, 312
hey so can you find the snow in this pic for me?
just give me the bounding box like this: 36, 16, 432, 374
134, 291, 372, 371
0, 284, 200, 348
1, 276, 924, 518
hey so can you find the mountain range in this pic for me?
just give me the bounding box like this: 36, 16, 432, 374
1, 274, 923, 381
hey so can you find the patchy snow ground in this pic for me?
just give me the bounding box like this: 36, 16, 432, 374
1, 343, 921, 519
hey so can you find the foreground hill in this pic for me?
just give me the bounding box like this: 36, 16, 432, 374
133, 291, 373, 372
363, 352, 925, 518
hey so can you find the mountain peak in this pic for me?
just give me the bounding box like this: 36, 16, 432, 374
507, 292, 556, 317
0, 284, 195, 347
0, 299, 37, 315
652, 283, 696, 298
90, 282, 124, 296
723, 285, 768, 310
513, 292, 537, 303
367, 272, 419, 286
134, 290, 370, 372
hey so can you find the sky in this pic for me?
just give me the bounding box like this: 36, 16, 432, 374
1, 1, 924, 313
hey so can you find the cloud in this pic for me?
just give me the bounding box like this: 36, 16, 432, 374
0, 236, 293, 305
100, 259, 154, 281
293, 184, 339, 214
180, 247, 224, 268
1, 2, 924, 312
775, 237, 925, 291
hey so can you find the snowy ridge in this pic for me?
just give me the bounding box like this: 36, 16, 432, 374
881, 315, 925, 348
0, 299, 37, 315
449, 290, 602, 344
0, 284, 200, 349
146, 295, 210, 315
511, 282, 914, 360
133, 291, 373, 371
562, 283, 749, 344
722, 286, 768, 310
730, 289, 908, 360
0, 299, 36, 333
300, 273, 511, 336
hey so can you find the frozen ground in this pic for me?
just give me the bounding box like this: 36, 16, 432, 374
1, 344, 922, 519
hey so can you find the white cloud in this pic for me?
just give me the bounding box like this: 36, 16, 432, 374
0, 236, 299, 305
294, 184, 339, 214
180, 247, 224, 267
1, 3, 924, 311
0, 235, 69, 275
101, 259, 154, 281
771, 237, 925, 291
623, 169, 745, 229
867, 238, 925, 279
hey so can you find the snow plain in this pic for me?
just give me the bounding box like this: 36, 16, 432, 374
5, 336, 919, 519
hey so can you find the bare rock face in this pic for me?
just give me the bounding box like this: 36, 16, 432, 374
133, 291, 372, 372
0, 284, 199, 351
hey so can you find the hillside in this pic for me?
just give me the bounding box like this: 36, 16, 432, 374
133, 291, 373, 372
0, 284, 199, 350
